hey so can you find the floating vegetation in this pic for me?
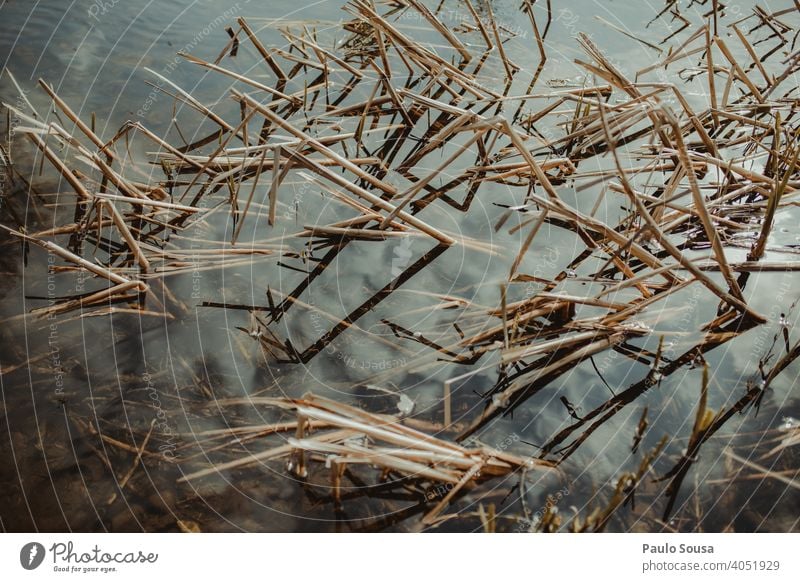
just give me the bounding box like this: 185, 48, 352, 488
1, 0, 799, 531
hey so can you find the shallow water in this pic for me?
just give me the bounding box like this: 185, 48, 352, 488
1, 0, 799, 532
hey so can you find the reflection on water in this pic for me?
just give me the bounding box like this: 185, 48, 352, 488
1, 0, 799, 532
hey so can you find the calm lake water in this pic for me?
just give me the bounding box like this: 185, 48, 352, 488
1, 0, 798, 532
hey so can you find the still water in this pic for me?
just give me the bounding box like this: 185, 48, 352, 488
1, 0, 798, 532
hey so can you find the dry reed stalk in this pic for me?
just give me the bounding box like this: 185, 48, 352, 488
182, 52, 300, 105
93, 193, 203, 213
88, 154, 149, 200
143, 68, 236, 133
749, 146, 799, 261
237, 17, 287, 81
731, 24, 771, 86
177, 429, 355, 482
594, 104, 765, 322
724, 449, 800, 491
103, 200, 150, 271
379, 125, 490, 227
508, 210, 547, 279
178, 393, 552, 499
606, 183, 746, 231
368, 60, 414, 127
107, 419, 156, 505
484, 0, 514, 79
4, 228, 131, 285
595, 16, 663, 54
713, 36, 765, 102
234, 90, 396, 194
38, 79, 112, 157
31, 281, 146, 318
132, 122, 217, 177
283, 29, 365, 78
704, 26, 720, 130
526, 190, 680, 286
230, 147, 269, 244
458, 333, 630, 440
463, 0, 493, 49
680, 150, 788, 190
298, 226, 416, 240
422, 462, 484, 524
406, 0, 472, 62
282, 146, 454, 245
662, 110, 745, 302
615, 178, 764, 322
267, 145, 280, 226
272, 47, 327, 71
26, 134, 92, 200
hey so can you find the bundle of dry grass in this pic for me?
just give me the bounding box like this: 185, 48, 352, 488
175, 392, 554, 525
2, 0, 799, 529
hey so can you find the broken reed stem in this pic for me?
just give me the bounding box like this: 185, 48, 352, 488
94, 193, 203, 213
234, 90, 396, 195
4, 227, 132, 285
38, 79, 111, 157
713, 36, 765, 102
32, 281, 145, 318
594, 103, 764, 322
749, 146, 800, 261
379, 123, 490, 228
704, 25, 719, 129
26, 134, 92, 200
281, 145, 454, 245
103, 200, 150, 272
238, 17, 287, 80
407, 0, 472, 63
464, 0, 493, 49
724, 449, 800, 491
268, 145, 280, 227
485, 0, 515, 79
509, 210, 548, 279
616, 184, 764, 322
443, 380, 452, 429
231, 147, 268, 244
663, 110, 745, 302
107, 419, 156, 505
